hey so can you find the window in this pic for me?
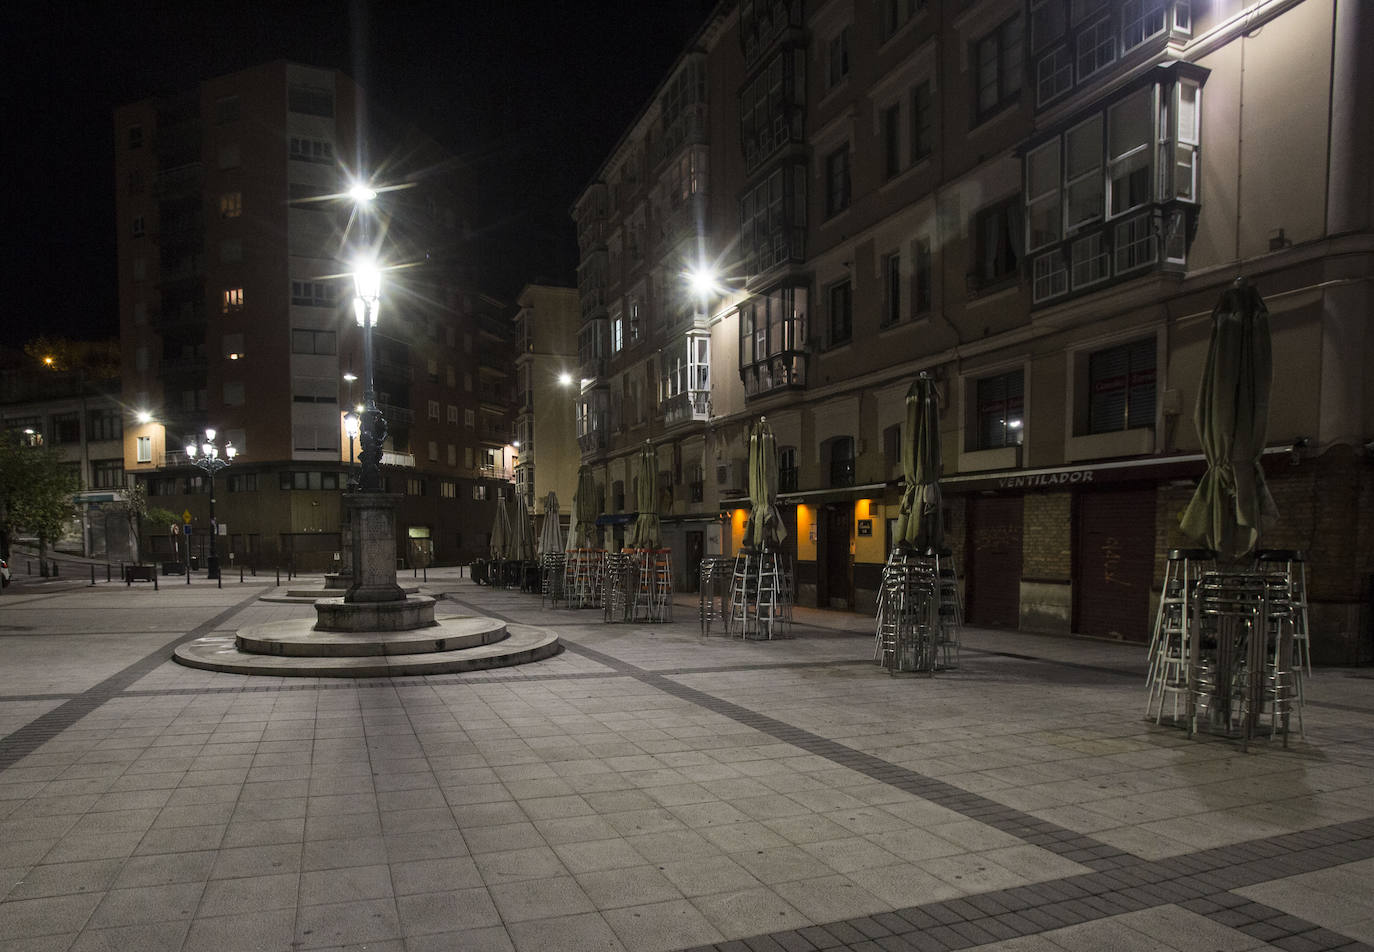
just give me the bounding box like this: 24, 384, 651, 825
280, 471, 340, 490
914, 239, 933, 314
827, 280, 852, 346
88, 409, 122, 442
290, 280, 335, 307
1108, 87, 1152, 216
473, 485, 488, 501
883, 253, 902, 326
291, 426, 340, 453
226, 473, 258, 492
427, 438, 439, 461
220, 239, 242, 263
827, 25, 851, 89
972, 198, 1020, 288
738, 286, 808, 397
288, 137, 334, 163
136, 436, 152, 463
292, 378, 336, 404
220, 192, 242, 218
464, 409, 475, 428
291, 329, 335, 355
1026, 139, 1061, 253
825, 145, 850, 217
50, 412, 81, 445
1077, 17, 1115, 81
223, 288, 244, 313
911, 81, 934, 163
90, 461, 124, 489
883, 104, 903, 179
223, 382, 245, 406
447, 445, 457, 466
1066, 115, 1105, 227
1031, 0, 1067, 52
288, 83, 333, 117
441, 481, 456, 499
1122, 0, 1167, 52
738, 162, 807, 275
1037, 45, 1074, 106
217, 144, 240, 169
974, 16, 1023, 122
611, 310, 624, 353
131, 216, 145, 237
427, 358, 439, 383
447, 405, 458, 424
427, 400, 440, 421
464, 447, 474, 468
1088, 338, 1155, 433
778, 447, 798, 492
881, 0, 923, 41
976, 370, 1024, 449
828, 437, 855, 488
463, 373, 473, 392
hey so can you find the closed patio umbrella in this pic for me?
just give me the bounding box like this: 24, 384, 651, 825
571, 467, 598, 548
744, 416, 787, 551
489, 495, 512, 560
538, 491, 563, 556
1180, 277, 1277, 561
627, 442, 661, 549
894, 373, 943, 552
510, 492, 536, 563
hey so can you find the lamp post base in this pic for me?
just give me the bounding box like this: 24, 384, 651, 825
344, 492, 406, 603
207, 556, 221, 581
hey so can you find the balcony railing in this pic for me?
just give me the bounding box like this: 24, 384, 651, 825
376, 403, 414, 425
478, 464, 514, 481
662, 390, 711, 427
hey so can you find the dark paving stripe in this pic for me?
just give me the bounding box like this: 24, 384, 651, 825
0, 590, 263, 770
442, 597, 1136, 872
685, 819, 1374, 952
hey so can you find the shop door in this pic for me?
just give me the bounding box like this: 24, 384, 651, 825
820, 504, 852, 609
1074, 486, 1156, 642
966, 495, 1023, 628
685, 531, 704, 590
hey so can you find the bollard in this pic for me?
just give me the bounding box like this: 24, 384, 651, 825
217, 571, 222, 590
187, 564, 191, 585
52, 560, 59, 577
240, 566, 244, 583
90, 564, 96, 586
106, 563, 112, 583
154, 572, 158, 591
423, 566, 428, 583
276, 566, 281, 587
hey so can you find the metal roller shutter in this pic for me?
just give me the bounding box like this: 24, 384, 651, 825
966, 495, 1024, 629
1073, 485, 1156, 642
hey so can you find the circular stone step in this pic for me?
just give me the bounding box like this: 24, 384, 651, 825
261, 584, 420, 604
173, 622, 560, 677
235, 615, 506, 657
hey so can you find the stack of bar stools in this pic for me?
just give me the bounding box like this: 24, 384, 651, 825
1255, 550, 1308, 737
1147, 547, 1217, 724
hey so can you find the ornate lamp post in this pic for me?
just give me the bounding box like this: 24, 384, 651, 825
349, 184, 387, 493
185, 428, 235, 580
343, 410, 361, 491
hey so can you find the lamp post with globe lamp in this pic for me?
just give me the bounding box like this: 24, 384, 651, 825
185, 429, 235, 580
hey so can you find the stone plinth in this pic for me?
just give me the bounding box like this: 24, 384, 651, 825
315, 594, 437, 632
344, 491, 406, 603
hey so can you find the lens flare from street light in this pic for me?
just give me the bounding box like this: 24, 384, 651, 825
136, 411, 152, 424
353, 259, 382, 303
686, 264, 720, 298
558, 372, 573, 386
349, 183, 377, 204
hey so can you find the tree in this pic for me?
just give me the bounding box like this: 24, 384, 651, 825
108, 482, 178, 565
0, 437, 79, 572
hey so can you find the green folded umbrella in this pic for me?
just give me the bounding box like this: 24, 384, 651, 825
894, 373, 943, 552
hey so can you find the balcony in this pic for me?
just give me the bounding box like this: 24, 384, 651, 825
478, 464, 514, 481
477, 353, 509, 376
158, 355, 207, 378
373, 357, 413, 383
662, 390, 710, 428
382, 451, 416, 468
376, 403, 414, 426
476, 313, 510, 341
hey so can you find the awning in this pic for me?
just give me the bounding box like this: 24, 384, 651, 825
941, 444, 1298, 495
595, 512, 636, 526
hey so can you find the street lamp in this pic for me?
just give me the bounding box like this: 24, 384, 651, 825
350, 182, 387, 493
343, 411, 361, 491
185, 428, 236, 580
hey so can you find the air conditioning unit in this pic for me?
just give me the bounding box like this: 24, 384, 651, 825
715, 459, 747, 493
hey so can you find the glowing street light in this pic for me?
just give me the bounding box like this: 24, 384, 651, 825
185, 428, 236, 580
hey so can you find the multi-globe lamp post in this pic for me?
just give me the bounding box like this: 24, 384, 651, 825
349, 183, 386, 493
185, 428, 236, 580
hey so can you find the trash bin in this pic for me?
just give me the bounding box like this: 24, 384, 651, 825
190, 556, 200, 571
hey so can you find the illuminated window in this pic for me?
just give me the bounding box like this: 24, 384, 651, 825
223, 288, 244, 313
976, 370, 1024, 449
136, 436, 152, 463
220, 192, 242, 218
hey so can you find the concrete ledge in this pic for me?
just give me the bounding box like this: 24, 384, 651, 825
173, 623, 560, 677
234, 615, 507, 657
314, 594, 437, 632
260, 584, 419, 603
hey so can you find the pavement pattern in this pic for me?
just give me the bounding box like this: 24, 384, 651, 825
1, 566, 1372, 952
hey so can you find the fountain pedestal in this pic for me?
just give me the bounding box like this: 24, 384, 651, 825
345, 492, 406, 604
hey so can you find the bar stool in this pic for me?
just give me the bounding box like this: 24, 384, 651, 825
1254, 550, 1311, 676
1147, 548, 1216, 723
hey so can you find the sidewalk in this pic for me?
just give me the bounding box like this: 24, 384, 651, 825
1, 570, 1372, 952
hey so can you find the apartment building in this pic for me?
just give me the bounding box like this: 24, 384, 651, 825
513, 284, 582, 539
570, 0, 1374, 660
114, 61, 516, 570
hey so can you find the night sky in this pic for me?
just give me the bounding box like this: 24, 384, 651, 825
1, 1, 716, 351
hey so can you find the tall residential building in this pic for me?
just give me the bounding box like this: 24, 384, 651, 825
513, 284, 581, 539
114, 61, 516, 570
569, 0, 1374, 661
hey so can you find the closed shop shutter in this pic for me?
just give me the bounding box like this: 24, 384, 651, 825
1074, 485, 1156, 642
966, 495, 1023, 628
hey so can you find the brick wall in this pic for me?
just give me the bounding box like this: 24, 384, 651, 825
1022, 492, 1071, 580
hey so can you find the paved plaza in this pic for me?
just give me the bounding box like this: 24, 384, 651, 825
1, 567, 1372, 952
